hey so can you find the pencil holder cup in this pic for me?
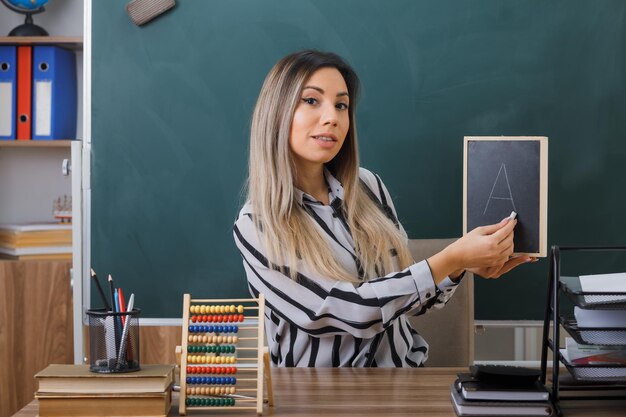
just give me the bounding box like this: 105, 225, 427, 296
86, 308, 141, 373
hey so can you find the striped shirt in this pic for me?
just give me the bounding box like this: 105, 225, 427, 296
233, 168, 461, 367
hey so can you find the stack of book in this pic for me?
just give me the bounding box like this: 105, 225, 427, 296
34, 364, 175, 417
0, 223, 72, 260
450, 365, 553, 416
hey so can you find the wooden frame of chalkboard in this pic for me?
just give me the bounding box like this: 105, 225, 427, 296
463, 136, 548, 258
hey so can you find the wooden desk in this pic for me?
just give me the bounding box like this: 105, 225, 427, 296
13, 367, 626, 417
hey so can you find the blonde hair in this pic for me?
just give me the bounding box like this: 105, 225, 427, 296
247, 50, 412, 282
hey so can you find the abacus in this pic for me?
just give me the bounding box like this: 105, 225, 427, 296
177, 294, 273, 415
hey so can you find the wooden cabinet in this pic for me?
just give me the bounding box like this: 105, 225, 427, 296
1, 8, 84, 417
0, 260, 73, 417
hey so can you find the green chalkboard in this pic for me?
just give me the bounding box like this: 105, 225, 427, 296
92, 0, 626, 319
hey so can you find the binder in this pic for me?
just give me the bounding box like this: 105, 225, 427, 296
32, 46, 77, 140
0, 46, 17, 140
16, 45, 32, 140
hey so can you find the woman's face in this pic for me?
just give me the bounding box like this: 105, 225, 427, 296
289, 67, 350, 172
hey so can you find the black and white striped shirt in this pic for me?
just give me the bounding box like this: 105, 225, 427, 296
233, 168, 461, 367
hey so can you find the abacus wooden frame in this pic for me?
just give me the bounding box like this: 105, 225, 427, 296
177, 294, 273, 415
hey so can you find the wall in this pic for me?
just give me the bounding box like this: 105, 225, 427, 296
90, 0, 626, 319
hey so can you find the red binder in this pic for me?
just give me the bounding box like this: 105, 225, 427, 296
16, 45, 32, 140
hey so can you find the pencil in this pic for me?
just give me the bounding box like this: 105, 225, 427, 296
108, 274, 120, 357
107, 274, 116, 313
116, 293, 135, 369
118, 287, 126, 326
91, 268, 112, 311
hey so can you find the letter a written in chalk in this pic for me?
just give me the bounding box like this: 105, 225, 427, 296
483, 163, 517, 215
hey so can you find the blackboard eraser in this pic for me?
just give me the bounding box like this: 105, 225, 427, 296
126, 0, 175, 26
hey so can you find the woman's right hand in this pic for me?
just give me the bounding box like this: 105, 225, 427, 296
448, 216, 517, 270
427, 216, 520, 284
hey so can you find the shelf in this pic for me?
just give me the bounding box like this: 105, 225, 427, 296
561, 276, 626, 309
0, 140, 73, 148
558, 349, 626, 382
0, 36, 82, 50
561, 317, 626, 345
0, 37, 82, 150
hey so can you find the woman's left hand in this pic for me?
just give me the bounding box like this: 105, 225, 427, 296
469, 256, 537, 279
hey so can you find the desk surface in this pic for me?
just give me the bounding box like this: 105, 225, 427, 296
13, 367, 626, 417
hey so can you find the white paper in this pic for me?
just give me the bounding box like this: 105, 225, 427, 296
35, 80, 52, 137
575, 306, 626, 328
580, 272, 626, 293
579, 272, 626, 304
0, 82, 12, 137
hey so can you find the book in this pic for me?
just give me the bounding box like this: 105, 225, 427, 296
0, 224, 72, 259
0, 223, 72, 248
566, 337, 626, 365
35, 364, 175, 394
0, 223, 72, 232
450, 386, 553, 416
36, 389, 172, 417
470, 365, 542, 385
0, 230, 71, 247
561, 349, 626, 380
456, 373, 549, 401
0, 252, 72, 261
0, 246, 72, 256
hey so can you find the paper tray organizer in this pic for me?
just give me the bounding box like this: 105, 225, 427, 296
558, 276, 626, 382
540, 245, 626, 417
560, 275, 626, 310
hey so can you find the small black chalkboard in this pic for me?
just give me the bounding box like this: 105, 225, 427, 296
464, 137, 548, 257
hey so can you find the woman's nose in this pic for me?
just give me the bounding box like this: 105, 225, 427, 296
321, 105, 339, 126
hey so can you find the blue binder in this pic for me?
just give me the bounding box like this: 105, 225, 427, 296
32, 46, 77, 140
0, 46, 17, 140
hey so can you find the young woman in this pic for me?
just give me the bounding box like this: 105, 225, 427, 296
234, 50, 531, 367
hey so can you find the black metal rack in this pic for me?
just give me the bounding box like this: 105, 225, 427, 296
540, 245, 626, 417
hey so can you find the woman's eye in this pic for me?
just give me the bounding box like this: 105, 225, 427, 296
336, 103, 349, 110
302, 97, 317, 105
